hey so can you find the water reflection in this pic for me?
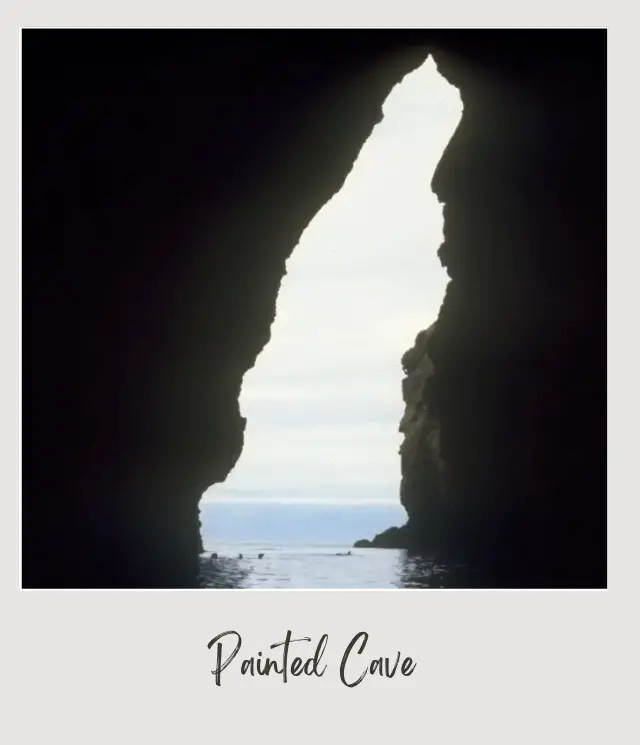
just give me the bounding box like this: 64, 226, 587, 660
398, 553, 484, 589
198, 555, 250, 589
197, 545, 483, 589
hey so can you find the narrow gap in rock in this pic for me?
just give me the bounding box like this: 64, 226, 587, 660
199, 57, 462, 588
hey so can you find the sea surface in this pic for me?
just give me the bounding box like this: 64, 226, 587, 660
198, 500, 470, 589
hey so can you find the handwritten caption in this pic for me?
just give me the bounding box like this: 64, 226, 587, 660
207, 630, 417, 688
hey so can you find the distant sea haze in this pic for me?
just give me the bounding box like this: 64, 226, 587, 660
199, 499, 406, 547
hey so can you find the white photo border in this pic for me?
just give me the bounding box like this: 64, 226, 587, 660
4, 3, 632, 744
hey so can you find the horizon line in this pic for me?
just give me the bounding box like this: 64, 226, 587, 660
199, 496, 403, 506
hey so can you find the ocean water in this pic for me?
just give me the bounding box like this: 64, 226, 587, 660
198, 500, 469, 589
198, 543, 466, 589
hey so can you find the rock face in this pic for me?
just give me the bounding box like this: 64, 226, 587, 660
22, 31, 428, 588
354, 526, 407, 549
23, 31, 606, 588
398, 325, 446, 538
356, 325, 446, 551
426, 44, 607, 587
361, 40, 607, 587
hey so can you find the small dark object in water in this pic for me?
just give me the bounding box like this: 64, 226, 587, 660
258, 553, 264, 559
238, 553, 243, 559
210, 552, 218, 559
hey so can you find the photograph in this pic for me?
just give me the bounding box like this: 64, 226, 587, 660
21, 28, 607, 590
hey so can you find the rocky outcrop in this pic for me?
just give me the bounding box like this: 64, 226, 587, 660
398, 325, 446, 532
23, 31, 606, 588
355, 325, 447, 551
354, 526, 409, 549
354, 323, 453, 550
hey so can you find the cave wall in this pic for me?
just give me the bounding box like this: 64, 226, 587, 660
429, 42, 606, 586
22, 30, 606, 588
22, 30, 428, 587
398, 325, 446, 536
357, 323, 447, 552
393, 38, 607, 586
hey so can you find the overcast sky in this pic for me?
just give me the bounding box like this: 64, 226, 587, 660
203, 57, 462, 504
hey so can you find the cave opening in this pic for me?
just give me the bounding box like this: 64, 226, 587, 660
21, 31, 606, 590
198, 57, 462, 586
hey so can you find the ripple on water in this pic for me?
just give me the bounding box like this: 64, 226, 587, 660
197, 546, 479, 589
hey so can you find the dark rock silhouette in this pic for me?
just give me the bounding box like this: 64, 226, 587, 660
353, 539, 371, 548
354, 526, 409, 549
22, 30, 606, 588
353, 35, 607, 588
398, 325, 447, 544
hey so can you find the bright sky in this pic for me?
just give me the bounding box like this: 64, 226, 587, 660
202, 57, 462, 504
